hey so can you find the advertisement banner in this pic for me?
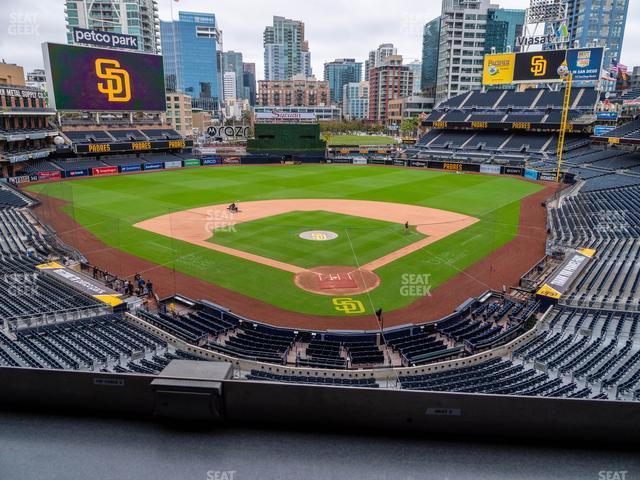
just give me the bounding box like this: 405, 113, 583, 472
524, 169, 540, 180
352, 158, 368, 165
43, 42, 166, 111
595, 111, 619, 121
539, 172, 558, 182
119, 164, 141, 173
65, 169, 89, 178
37, 171, 62, 181
566, 47, 604, 82
183, 159, 201, 167
222, 157, 241, 165
206, 126, 250, 140
482, 53, 516, 85
503, 166, 524, 176
92, 166, 118, 176
513, 50, 567, 83
143, 162, 163, 171
255, 110, 317, 121
480, 164, 501, 175
8, 176, 31, 185
594, 125, 616, 136
202, 157, 222, 165
164, 160, 182, 169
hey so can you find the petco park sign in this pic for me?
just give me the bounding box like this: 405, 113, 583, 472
72, 27, 139, 50
255, 110, 317, 121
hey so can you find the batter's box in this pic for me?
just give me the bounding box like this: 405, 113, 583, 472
316, 272, 358, 290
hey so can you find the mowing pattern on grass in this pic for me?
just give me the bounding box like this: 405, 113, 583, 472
27, 165, 543, 316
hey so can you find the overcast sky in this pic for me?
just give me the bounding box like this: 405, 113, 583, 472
1, 0, 639, 79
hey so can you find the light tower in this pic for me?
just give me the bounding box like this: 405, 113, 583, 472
523, 0, 569, 52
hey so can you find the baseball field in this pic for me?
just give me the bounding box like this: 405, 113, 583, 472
26, 165, 546, 322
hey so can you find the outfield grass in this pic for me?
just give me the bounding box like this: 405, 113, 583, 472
326, 135, 398, 146
210, 210, 425, 269
27, 165, 542, 316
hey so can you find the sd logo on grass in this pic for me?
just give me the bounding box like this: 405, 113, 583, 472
332, 297, 365, 315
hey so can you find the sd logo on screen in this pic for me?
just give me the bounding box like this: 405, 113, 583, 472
95, 59, 131, 102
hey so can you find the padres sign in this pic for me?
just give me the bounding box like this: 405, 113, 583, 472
95, 59, 131, 102
512, 50, 567, 83
482, 53, 515, 85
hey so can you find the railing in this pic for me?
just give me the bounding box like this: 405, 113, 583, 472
4, 305, 111, 332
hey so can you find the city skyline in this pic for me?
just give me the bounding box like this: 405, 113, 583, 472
4, 0, 640, 81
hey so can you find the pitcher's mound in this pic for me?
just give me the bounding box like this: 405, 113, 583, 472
295, 266, 380, 296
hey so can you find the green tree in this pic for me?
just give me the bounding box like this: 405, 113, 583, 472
400, 117, 420, 136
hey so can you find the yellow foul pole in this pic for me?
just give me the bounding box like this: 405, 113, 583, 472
556, 72, 573, 183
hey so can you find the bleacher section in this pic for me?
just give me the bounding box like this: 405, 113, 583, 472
0, 185, 32, 208
401, 306, 640, 400
128, 294, 533, 371
0, 314, 202, 374
409, 87, 598, 164
548, 158, 640, 313
61, 128, 183, 152
0, 208, 48, 255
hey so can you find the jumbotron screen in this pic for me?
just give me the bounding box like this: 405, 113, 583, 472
42, 42, 166, 111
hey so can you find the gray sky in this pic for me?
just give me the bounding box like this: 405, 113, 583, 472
1, 0, 639, 79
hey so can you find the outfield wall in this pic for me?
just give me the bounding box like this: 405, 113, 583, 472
8, 156, 557, 186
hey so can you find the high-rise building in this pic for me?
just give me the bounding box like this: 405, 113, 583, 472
243, 63, 257, 106
301, 49, 313, 78
160, 12, 222, 111
436, 0, 492, 102
369, 55, 414, 125
263, 16, 311, 80
165, 92, 193, 137
567, 0, 630, 68
365, 44, 398, 81
264, 44, 286, 81
406, 61, 423, 94
223, 51, 245, 100
26, 69, 47, 91
258, 77, 329, 107
485, 8, 526, 54
342, 81, 370, 120
223, 72, 237, 102
64, 0, 160, 54
324, 59, 362, 104
421, 17, 440, 97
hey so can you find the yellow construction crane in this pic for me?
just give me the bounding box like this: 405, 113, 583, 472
556, 67, 573, 183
